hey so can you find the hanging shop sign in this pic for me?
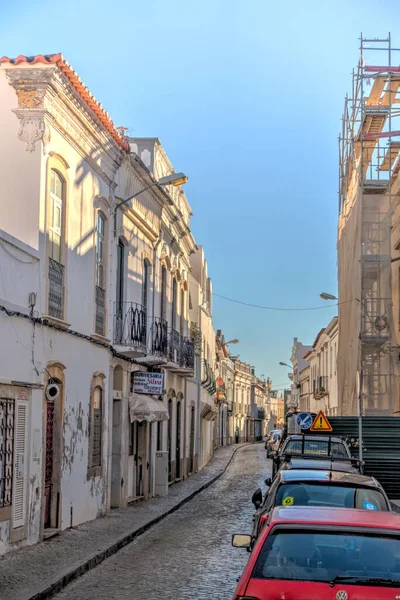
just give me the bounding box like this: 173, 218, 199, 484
132, 372, 164, 396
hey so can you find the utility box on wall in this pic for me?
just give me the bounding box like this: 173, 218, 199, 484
154, 451, 168, 497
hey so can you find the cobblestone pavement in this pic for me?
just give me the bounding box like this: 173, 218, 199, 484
54, 444, 269, 600
0, 443, 253, 600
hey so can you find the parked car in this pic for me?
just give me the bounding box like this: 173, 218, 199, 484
279, 456, 359, 474
232, 506, 400, 599
271, 434, 357, 477
265, 430, 281, 456
250, 467, 391, 548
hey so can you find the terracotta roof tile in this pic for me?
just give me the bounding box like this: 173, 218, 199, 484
0, 53, 129, 151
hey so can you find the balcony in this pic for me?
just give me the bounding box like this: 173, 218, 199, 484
113, 302, 147, 357
201, 359, 216, 395
133, 322, 194, 374
313, 376, 328, 399
247, 405, 265, 420
165, 329, 195, 375
134, 317, 168, 366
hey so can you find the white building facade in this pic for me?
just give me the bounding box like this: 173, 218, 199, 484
0, 53, 127, 553
215, 330, 235, 447
289, 338, 313, 410
307, 317, 339, 416
0, 54, 203, 555
188, 247, 216, 469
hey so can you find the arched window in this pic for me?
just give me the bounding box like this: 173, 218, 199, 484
48, 169, 66, 320
160, 266, 167, 321
116, 238, 125, 311
180, 288, 185, 334
142, 260, 150, 312
96, 212, 105, 289
95, 212, 106, 335
88, 374, 105, 475
49, 170, 64, 263
172, 278, 177, 330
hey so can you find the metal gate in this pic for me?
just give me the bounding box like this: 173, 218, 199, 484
44, 400, 54, 528
305, 416, 400, 499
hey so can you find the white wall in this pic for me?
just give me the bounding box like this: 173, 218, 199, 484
0, 70, 41, 250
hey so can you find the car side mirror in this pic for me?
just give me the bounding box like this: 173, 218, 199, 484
265, 477, 272, 487
251, 488, 263, 509
232, 534, 252, 549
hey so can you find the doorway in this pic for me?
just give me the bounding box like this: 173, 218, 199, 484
176, 401, 181, 480
135, 422, 144, 497
168, 399, 173, 482
44, 398, 55, 528
44, 371, 63, 531
189, 406, 195, 473
111, 399, 122, 508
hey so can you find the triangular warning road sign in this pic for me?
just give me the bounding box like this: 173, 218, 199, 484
310, 410, 332, 432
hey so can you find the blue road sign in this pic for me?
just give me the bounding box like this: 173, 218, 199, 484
296, 412, 313, 430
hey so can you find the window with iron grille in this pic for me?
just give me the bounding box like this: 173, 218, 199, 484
0, 399, 14, 510
89, 386, 103, 469
95, 213, 106, 335
160, 266, 167, 321
48, 258, 64, 320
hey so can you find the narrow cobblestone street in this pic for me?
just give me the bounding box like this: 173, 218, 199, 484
54, 445, 269, 600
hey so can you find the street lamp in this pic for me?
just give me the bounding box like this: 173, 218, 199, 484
225, 339, 239, 345
320, 292, 338, 301
279, 362, 296, 413
279, 361, 292, 369
115, 172, 188, 214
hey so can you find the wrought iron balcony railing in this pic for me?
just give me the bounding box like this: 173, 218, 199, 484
151, 318, 168, 356
114, 302, 146, 347
313, 375, 329, 399
201, 359, 216, 394
180, 336, 195, 369
168, 328, 180, 363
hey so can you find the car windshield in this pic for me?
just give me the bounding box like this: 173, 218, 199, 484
275, 483, 388, 511
252, 530, 400, 584
273, 432, 280, 441
283, 439, 348, 458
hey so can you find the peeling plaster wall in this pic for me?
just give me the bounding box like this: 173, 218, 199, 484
0, 311, 110, 553
50, 333, 110, 529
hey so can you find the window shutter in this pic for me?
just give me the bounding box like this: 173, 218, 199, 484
12, 402, 27, 528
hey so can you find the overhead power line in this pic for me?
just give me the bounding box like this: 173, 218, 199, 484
212, 292, 343, 312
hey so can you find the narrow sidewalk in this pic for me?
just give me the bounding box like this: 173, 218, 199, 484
0, 443, 251, 600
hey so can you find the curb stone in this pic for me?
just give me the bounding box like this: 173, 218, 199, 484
24, 443, 253, 600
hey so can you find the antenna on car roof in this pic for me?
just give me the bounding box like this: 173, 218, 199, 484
329, 455, 333, 481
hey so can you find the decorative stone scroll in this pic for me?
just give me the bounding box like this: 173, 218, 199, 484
16, 116, 50, 153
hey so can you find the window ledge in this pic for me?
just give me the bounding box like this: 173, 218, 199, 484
42, 315, 71, 329
91, 333, 111, 345
0, 506, 11, 522
87, 466, 103, 480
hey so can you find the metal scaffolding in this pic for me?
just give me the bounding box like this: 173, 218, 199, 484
339, 34, 400, 416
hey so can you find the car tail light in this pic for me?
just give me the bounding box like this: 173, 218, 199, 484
234, 597, 260, 600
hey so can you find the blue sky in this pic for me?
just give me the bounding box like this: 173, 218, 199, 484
2, 0, 399, 389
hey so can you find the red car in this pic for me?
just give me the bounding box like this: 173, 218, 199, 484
232, 506, 400, 599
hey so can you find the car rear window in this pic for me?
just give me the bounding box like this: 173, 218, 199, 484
283, 439, 348, 458
252, 530, 400, 583
274, 483, 388, 511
